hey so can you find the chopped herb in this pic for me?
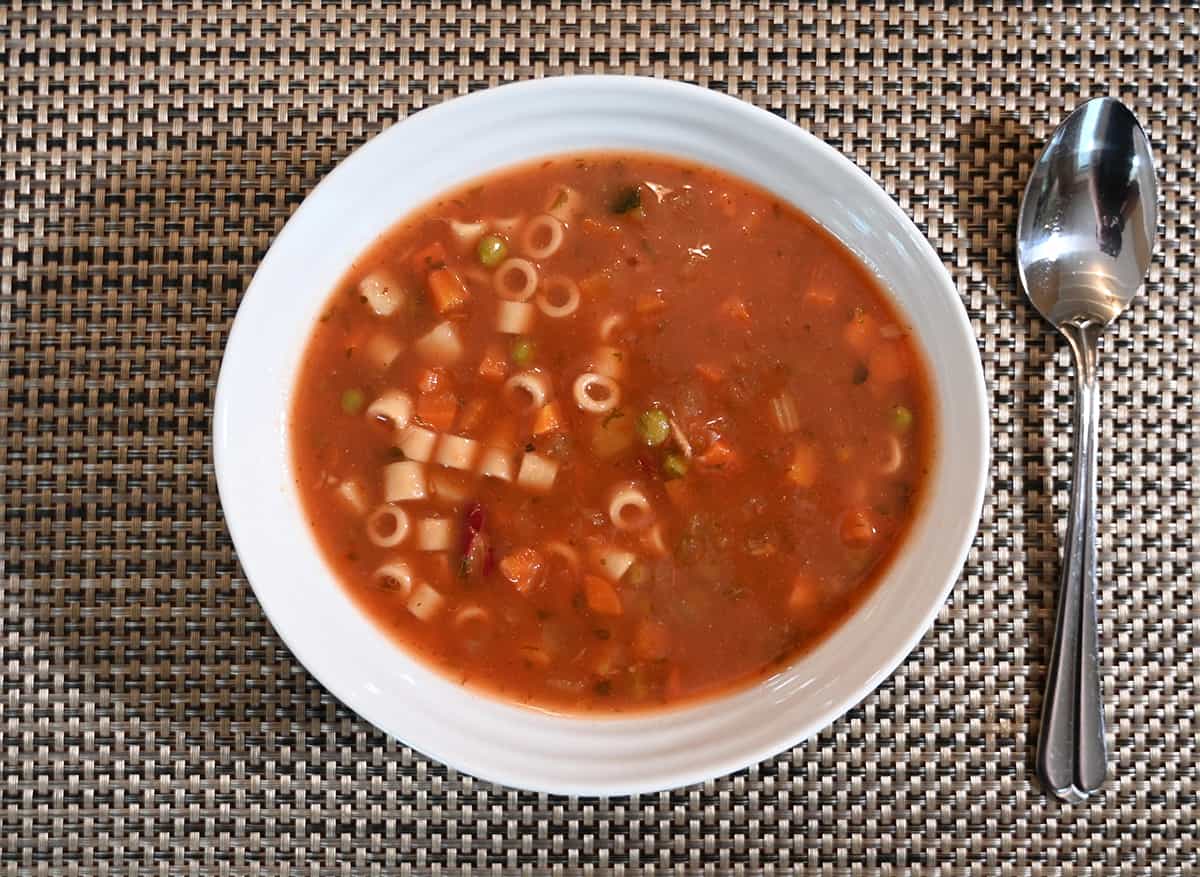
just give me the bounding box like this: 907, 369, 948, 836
892, 405, 914, 430
536, 609, 552, 621
340, 388, 365, 415
525, 441, 536, 453
612, 185, 643, 215
594, 628, 611, 640
852, 364, 869, 385
593, 680, 613, 696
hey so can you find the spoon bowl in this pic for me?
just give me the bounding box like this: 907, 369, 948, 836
1017, 97, 1157, 804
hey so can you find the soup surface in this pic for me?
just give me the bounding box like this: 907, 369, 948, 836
291, 153, 934, 714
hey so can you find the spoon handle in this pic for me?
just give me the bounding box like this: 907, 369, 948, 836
1037, 322, 1107, 803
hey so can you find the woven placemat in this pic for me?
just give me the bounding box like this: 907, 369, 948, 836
2, 1, 1196, 873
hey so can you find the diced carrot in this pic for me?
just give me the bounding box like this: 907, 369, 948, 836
428, 268, 470, 315
410, 241, 448, 273
583, 574, 623, 616
532, 401, 564, 436
415, 391, 458, 432
803, 288, 836, 308
632, 619, 670, 661
721, 296, 751, 323
695, 362, 724, 383
788, 574, 820, 616
579, 273, 612, 299
843, 310, 876, 355
458, 398, 488, 435
499, 547, 546, 595
477, 344, 508, 382
868, 341, 910, 385
839, 509, 879, 547
786, 444, 818, 488
635, 291, 667, 315
696, 439, 737, 470
416, 367, 447, 395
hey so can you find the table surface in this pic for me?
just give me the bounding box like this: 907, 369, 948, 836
3, 1, 1196, 874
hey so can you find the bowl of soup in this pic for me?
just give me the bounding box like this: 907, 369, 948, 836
214, 76, 988, 794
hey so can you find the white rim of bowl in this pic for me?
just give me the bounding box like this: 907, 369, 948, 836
213, 75, 990, 795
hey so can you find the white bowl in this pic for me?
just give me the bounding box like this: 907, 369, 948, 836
214, 76, 988, 795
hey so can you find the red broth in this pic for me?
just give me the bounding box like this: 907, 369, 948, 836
290, 153, 934, 714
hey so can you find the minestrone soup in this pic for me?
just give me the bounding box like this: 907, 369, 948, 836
291, 153, 934, 713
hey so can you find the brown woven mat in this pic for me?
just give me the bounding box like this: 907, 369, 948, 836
3, 1, 1196, 873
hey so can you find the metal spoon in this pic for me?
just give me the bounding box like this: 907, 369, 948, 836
1017, 98, 1157, 803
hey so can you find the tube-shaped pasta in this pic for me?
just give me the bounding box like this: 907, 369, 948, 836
477, 446, 515, 482
592, 546, 636, 582
879, 434, 903, 474
608, 482, 654, 531
543, 540, 581, 574
397, 425, 438, 463
407, 582, 445, 621
336, 479, 367, 514
434, 434, 480, 471
516, 452, 558, 493
591, 346, 624, 380
374, 561, 415, 595
496, 299, 536, 335
521, 214, 565, 260
449, 218, 486, 247
366, 390, 413, 429
365, 334, 403, 369
414, 321, 464, 365
770, 391, 800, 434
359, 270, 404, 317
598, 312, 625, 342
494, 258, 538, 302
383, 460, 427, 502
536, 276, 581, 318
416, 517, 455, 551
546, 186, 582, 224
367, 504, 411, 547
455, 605, 490, 628
428, 468, 471, 506
573, 373, 621, 414
504, 371, 550, 414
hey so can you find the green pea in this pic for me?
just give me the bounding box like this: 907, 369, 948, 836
636, 408, 671, 446
341, 388, 365, 415
662, 453, 689, 480
511, 337, 534, 366
892, 405, 913, 431
477, 234, 508, 268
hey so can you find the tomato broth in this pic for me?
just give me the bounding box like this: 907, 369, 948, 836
291, 153, 934, 714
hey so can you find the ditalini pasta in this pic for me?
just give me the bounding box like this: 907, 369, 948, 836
291, 152, 934, 714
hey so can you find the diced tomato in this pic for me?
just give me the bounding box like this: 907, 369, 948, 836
415, 391, 458, 431
868, 341, 910, 384
428, 268, 470, 315
843, 310, 876, 355
786, 444, 818, 488
583, 574, 623, 616
458, 398, 488, 434
696, 439, 737, 470
803, 287, 837, 308
416, 367, 447, 395
635, 291, 667, 315
694, 362, 724, 383
839, 509, 879, 547
499, 547, 546, 595
532, 401, 564, 436
788, 574, 820, 616
477, 344, 508, 382
579, 273, 612, 298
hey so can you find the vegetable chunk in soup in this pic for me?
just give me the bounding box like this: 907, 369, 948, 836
291, 153, 934, 714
